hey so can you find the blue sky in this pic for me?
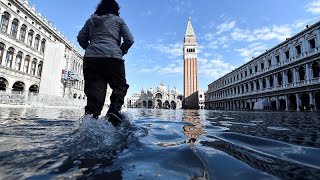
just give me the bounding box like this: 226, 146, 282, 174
29, 0, 320, 97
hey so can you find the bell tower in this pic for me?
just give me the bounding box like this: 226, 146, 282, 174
183, 17, 199, 109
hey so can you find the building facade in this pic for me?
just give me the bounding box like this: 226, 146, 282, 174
183, 17, 199, 109
127, 83, 183, 109
205, 21, 320, 111
0, 0, 94, 103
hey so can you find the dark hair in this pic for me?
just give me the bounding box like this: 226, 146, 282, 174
94, 0, 120, 16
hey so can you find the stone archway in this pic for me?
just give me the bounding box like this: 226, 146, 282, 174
29, 84, 39, 93
142, 101, 147, 108
288, 94, 297, 111
73, 93, 77, 99
0, 77, 9, 91
300, 93, 310, 111
148, 100, 153, 109
164, 101, 170, 109
12, 81, 25, 92
279, 99, 286, 110
170, 101, 177, 109
155, 93, 162, 99
157, 99, 162, 108
315, 92, 320, 110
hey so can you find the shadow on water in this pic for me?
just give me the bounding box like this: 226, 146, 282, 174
1, 108, 320, 179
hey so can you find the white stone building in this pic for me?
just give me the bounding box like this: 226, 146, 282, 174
0, 0, 112, 106
205, 21, 320, 111
127, 83, 183, 109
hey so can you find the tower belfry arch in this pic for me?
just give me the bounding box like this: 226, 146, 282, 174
183, 17, 199, 109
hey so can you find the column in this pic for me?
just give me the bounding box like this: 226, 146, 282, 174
293, 67, 298, 85
306, 63, 311, 82
16, 25, 21, 40
309, 92, 315, 110
285, 95, 289, 111
273, 74, 278, 88
302, 36, 308, 55
1, 47, 6, 66
276, 96, 280, 111
282, 71, 287, 88
7, 17, 13, 35
296, 93, 301, 111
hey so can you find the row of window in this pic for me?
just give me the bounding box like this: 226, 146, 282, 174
0, 43, 43, 76
211, 62, 320, 99
213, 36, 318, 90
0, 12, 46, 52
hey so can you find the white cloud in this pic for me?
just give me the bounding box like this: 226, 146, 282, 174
139, 61, 183, 74
306, 0, 320, 14
216, 21, 236, 34
141, 10, 152, 16
235, 42, 268, 62
147, 42, 183, 59
198, 58, 236, 79
231, 24, 292, 42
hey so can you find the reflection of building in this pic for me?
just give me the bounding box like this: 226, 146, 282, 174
205, 21, 320, 111
198, 90, 205, 109
183, 17, 199, 109
0, 0, 88, 101
127, 83, 183, 109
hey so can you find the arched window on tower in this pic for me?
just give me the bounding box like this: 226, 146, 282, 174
0, 12, 10, 33
312, 61, 320, 78
34, 34, 40, 50
40, 39, 46, 53
19, 24, 27, 42
27, 29, 34, 47
5, 47, 14, 68
10, 18, 19, 38
0, 43, 5, 65
15, 51, 23, 71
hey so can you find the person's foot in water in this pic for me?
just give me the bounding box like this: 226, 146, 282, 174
106, 102, 122, 126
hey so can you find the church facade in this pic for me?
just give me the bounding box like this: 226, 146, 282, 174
205, 21, 320, 111
0, 0, 95, 105
127, 83, 183, 109
183, 17, 199, 109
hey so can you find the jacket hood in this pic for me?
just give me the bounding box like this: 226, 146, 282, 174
90, 14, 115, 27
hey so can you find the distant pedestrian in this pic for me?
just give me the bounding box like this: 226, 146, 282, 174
77, 0, 134, 126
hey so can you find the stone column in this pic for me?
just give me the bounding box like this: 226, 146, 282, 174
276, 96, 280, 111
273, 74, 278, 88
302, 36, 308, 55
293, 68, 297, 85
282, 71, 287, 88
16, 25, 21, 40
306, 63, 311, 82
309, 92, 315, 110
285, 95, 289, 111
296, 93, 301, 111
1, 47, 7, 66
7, 17, 13, 35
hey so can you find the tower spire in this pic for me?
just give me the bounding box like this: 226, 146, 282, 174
185, 17, 195, 37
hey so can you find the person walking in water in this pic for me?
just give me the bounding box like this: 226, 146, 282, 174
77, 0, 134, 126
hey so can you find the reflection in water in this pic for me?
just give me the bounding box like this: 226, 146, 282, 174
0, 108, 320, 179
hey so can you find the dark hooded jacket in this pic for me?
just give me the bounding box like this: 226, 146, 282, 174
77, 14, 134, 59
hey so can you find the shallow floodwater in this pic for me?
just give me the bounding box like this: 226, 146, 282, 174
0, 108, 320, 180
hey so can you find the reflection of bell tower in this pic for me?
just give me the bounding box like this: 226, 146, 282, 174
183, 17, 199, 109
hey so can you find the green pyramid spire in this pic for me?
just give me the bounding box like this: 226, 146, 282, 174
185, 17, 195, 37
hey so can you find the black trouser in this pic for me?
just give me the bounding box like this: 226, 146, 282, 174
83, 57, 129, 116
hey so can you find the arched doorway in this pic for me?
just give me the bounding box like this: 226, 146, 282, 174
315, 92, 320, 110
148, 100, 153, 109
300, 93, 310, 111
170, 101, 177, 109
29, 84, 39, 93
12, 81, 25, 92
0, 77, 8, 91
142, 101, 147, 108
288, 94, 297, 111
157, 99, 162, 108
164, 101, 170, 109
73, 93, 77, 98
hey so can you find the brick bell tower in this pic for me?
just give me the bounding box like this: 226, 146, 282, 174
183, 17, 199, 109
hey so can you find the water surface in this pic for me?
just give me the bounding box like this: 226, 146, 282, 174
0, 108, 320, 179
